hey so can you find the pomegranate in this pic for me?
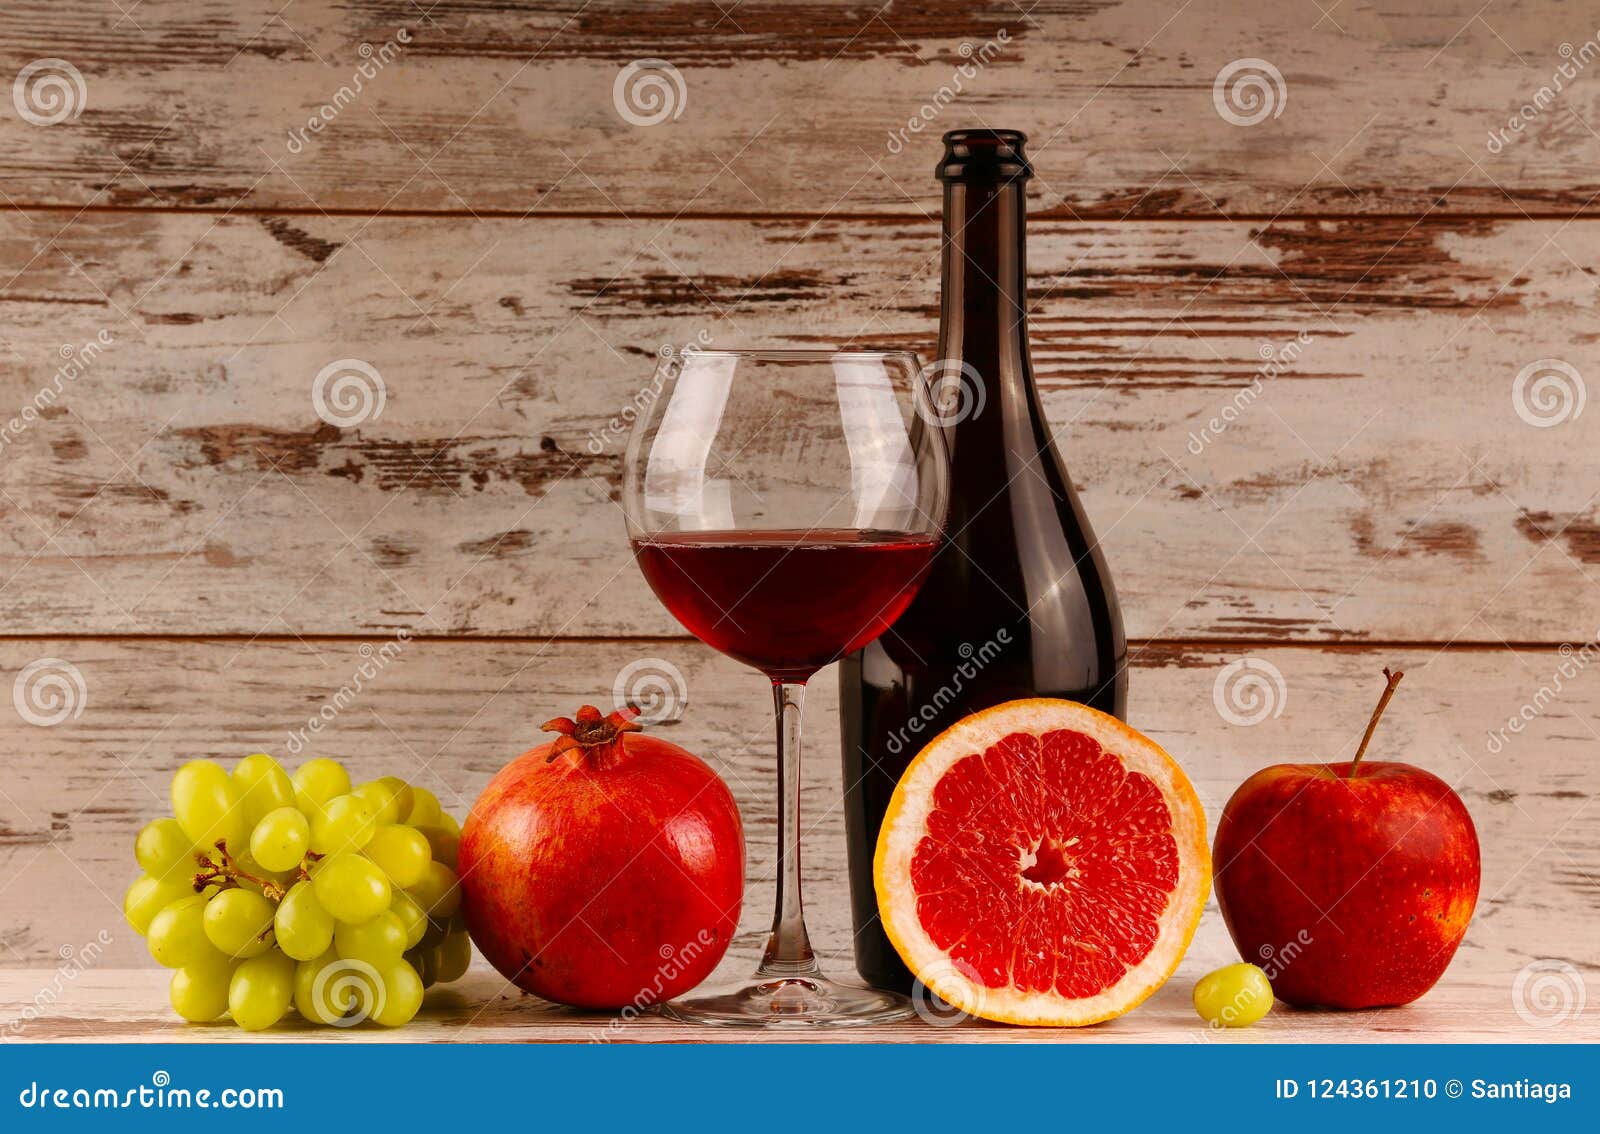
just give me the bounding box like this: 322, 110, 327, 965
459, 705, 743, 1010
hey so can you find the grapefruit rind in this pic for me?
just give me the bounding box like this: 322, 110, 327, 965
874, 698, 1210, 1027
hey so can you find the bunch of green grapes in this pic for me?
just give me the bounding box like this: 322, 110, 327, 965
123, 754, 472, 1031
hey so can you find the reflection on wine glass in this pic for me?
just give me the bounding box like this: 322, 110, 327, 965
623, 347, 949, 1026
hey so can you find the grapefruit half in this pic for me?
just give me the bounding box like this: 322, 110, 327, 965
875, 699, 1209, 1026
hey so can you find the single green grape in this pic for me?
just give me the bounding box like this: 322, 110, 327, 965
436, 811, 460, 838
372, 960, 424, 1027
292, 757, 351, 811
1193, 962, 1274, 1028
124, 874, 195, 935
404, 787, 442, 828
310, 794, 377, 855
436, 929, 472, 984
228, 951, 295, 1031
343, 963, 387, 1024
365, 824, 430, 888
378, 776, 414, 820
231, 753, 296, 826
250, 806, 311, 872
293, 950, 349, 1025
352, 779, 404, 825
170, 953, 235, 1022
275, 879, 335, 961
299, 796, 330, 842
171, 760, 248, 853
389, 891, 428, 949
418, 915, 448, 951
415, 824, 459, 870
408, 861, 460, 919
405, 946, 437, 989
202, 888, 276, 958
134, 818, 194, 881
148, 894, 224, 969
334, 910, 407, 965
312, 853, 391, 923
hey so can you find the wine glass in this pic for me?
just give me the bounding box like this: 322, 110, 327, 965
622, 347, 949, 1026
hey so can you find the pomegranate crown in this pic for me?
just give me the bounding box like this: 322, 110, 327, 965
541, 704, 642, 762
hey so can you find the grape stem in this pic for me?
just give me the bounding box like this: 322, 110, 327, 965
193, 839, 289, 902
296, 850, 324, 883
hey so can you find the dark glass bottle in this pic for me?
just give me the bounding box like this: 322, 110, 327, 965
838, 129, 1128, 993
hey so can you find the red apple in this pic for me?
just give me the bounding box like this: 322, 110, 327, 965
1213, 669, 1480, 1009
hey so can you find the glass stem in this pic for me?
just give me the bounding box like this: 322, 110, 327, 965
758, 680, 819, 977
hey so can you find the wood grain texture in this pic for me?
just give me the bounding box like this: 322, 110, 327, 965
2, 212, 1596, 640
1, 0, 1596, 1047
0, 0, 1597, 216
6, 968, 1594, 1042
1, 639, 1594, 988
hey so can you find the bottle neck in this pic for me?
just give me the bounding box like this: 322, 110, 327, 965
936, 179, 1031, 390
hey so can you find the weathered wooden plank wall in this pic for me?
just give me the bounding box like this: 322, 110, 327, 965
1, 641, 1593, 979
0, 1, 1597, 215
0, 0, 1595, 999
0, 215, 1594, 640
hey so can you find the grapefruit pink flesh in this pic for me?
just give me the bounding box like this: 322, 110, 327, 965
876, 699, 1209, 1026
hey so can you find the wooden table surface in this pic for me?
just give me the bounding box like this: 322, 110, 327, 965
7, 967, 1595, 1044
0, 0, 1596, 1042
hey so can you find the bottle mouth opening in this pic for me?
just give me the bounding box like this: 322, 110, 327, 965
938, 129, 1031, 183
943, 129, 1027, 147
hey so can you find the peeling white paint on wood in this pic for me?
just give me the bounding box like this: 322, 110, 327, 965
0, 215, 1593, 640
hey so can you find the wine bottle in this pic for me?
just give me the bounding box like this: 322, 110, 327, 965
838, 129, 1128, 993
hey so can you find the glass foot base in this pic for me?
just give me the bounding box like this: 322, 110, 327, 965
660, 971, 913, 1028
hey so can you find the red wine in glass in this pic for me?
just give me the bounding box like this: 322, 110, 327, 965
631, 529, 939, 682
622, 348, 949, 1027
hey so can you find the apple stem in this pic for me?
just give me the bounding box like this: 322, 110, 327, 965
1350, 667, 1404, 776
